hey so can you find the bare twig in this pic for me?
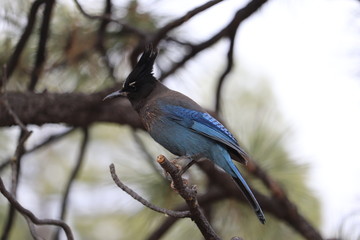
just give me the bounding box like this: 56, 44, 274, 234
0, 128, 75, 173
109, 163, 191, 218
73, 0, 145, 38
0, 178, 74, 240
2, 65, 29, 132
215, 30, 236, 113
95, 0, 117, 80
53, 128, 89, 240
159, 0, 268, 81
152, 0, 224, 45
28, 0, 55, 91
24, 216, 44, 240
2, 0, 46, 86
157, 155, 221, 240
1, 130, 32, 240
129, 0, 224, 67
1, 65, 33, 240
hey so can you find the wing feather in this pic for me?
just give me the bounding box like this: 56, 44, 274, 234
162, 105, 249, 164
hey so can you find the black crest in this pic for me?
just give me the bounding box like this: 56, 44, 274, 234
123, 45, 158, 89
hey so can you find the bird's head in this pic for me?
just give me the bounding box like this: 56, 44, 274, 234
103, 46, 158, 102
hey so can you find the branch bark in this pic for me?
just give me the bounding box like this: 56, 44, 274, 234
0, 89, 142, 128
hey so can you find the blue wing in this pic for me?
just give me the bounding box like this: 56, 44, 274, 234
161, 105, 249, 164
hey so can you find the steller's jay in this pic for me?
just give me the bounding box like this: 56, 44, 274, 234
104, 47, 265, 224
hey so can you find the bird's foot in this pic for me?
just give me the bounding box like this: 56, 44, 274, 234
177, 155, 203, 176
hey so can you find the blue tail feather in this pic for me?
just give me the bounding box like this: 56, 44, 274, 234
227, 156, 266, 224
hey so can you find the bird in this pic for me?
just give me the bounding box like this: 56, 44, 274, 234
103, 46, 266, 224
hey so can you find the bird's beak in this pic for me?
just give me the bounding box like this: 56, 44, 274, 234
103, 90, 126, 101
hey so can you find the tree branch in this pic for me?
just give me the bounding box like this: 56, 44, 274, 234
1, 0, 46, 86
245, 160, 323, 240
215, 30, 236, 113
159, 0, 268, 81
0, 128, 75, 173
28, 0, 55, 91
0, 178, 74, 240
157, 155, 221, 240
197, 160, 323, 240
53, 128, 89, 240
0, 88, 143, 128
1, 130, 32, 240
147, 188, 226, 240
109, 163, 191, 218
1, 66, 33, 239
73, 0, 145, 38
152, 0, 224, 46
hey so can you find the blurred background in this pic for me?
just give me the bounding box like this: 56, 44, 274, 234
0, 0, 359, 239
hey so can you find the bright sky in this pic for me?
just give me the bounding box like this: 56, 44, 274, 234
148, 0, 360, 237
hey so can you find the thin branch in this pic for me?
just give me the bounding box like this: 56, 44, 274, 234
24, 216, 44, 240
157, 155, 221, 240
95, 0, 117, 80
1, 65, 33, 239
2, 65, 29, 132
246, 159, 324, 240
197, 160, 324, 240
215, 30, 236, 113
0, 178, 74, 240
152, 0, 224, 45
73, 0, 145, 38
2, 0, 46, 86
0, 128, 75, 173
53, 128, 89, 240
1, 130, 32, 240
109, 163, 191, 218
159, 0, 268, 81
131, 129, 166, 179
28, 0, 55, 91
129, 0, 225, 68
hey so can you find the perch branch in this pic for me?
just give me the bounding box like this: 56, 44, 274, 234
157, 155, 221, 240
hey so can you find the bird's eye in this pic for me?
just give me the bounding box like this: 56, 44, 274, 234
128, 82, 137, 91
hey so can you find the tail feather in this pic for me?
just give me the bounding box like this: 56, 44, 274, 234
232, 176, 266, 224
213, 144, 265, 223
